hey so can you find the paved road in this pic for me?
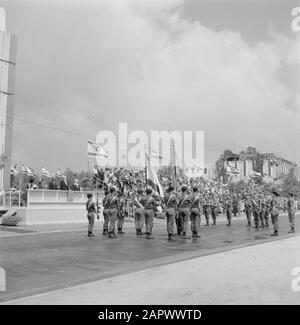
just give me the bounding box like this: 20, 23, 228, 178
0, 213, 298, 303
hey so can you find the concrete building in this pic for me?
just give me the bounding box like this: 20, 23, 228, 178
223, 152, 299, 183
224, 153, 255, 182
262, 153, 298, 182
0, 8, 17, 191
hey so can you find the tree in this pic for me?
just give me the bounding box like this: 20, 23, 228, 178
215, 149, 234, 182
239, 146, 263, 175
281, 167, 300, 198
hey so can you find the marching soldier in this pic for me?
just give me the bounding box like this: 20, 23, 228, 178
190, 187, 201, 237
259, 194, 265, 228
106, 186, 120, 238
232, 194, 238, 217
225, 195, 232, 226
264, 194, 271, 228
164, 185, 177, 241
102, 190, 110, 235
210, 195, 218, 226
178, 185, 192, 239
86, 193, 96, 237
244, 195, 252, 227
117, 190, 126, 234
133, 189, 145, 236
252, 194, 260, 230
287, 193, 296, 233
141, 187, 157, 239
202, 195, 210, 226
270, 192, 280, 236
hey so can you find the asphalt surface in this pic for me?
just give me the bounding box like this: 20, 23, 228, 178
0, 213, 299, 303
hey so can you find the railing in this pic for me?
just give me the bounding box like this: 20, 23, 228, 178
0, 190, 23, 207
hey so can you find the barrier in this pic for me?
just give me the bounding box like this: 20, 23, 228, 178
1, 189, 104, 225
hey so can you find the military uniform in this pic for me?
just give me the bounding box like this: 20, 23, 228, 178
190, 191, 201, 237
141, 191, 157, 239
258, 197, 265, 228
86, 196, 96, 237
263, 196, 270, 228
102, 192, 110, 235
244, 197, 252, 227
164, 190, 177, 240
270, 196, 280, 236
117, 195, 125, 234
225, 197, 232, 226
133, 193, 145, 235
202, 196, 210, 226
232, 196, 238, 217
210, 197, 218, 226
105, 191, 119, 238
178, 189, 192, 239
252, 197, 260, 229
287, 196, 296, 233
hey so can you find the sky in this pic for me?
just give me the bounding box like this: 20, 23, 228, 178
0, 0, 300, 172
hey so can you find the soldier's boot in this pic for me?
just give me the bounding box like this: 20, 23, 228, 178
88, 231, 95, 237
288, 227, 295, 233
192, 231, 201, 238
205, 219, 209, 226
102, 229, 108, 236
182, 232, 191, 239
270, 230, 279, 236
247, 222, 251, 227
146, 233, 154, 240
108, 231, 116, 238
118, 228, 125, 234
168, 233, 175, 241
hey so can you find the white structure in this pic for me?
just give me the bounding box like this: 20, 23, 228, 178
1, 189, 104, 225
0, 8, 17, 191
224, 154, 255, 182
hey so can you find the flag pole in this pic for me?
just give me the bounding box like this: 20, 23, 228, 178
144, 144, 147, 188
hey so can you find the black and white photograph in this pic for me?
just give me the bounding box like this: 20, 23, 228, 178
0, 0, 300, 314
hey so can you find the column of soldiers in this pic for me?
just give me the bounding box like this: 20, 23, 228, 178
85, 185, 297, 239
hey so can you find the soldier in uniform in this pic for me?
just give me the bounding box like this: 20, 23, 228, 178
244, 195, 252, 227
133, 189, 145, 236
190, 187, 201, 237
102, 190, 110, 235
117, 190, 125, 234
86, 193, 96, 237
202, 195, 210, 226
287, 193, 296, 233
270, 192, 280, 236
106, 186, 120, 238
164, 185, 177, 241
252, 194, 261, 230
210, 194, 218, 226
178, 185, 192, 239
259, 194, 265, 228
232, 194, 238, 217
225, 195, 232, 226
263, 194, 271, 228
141, 187, 157, 239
